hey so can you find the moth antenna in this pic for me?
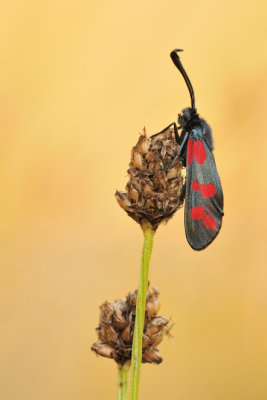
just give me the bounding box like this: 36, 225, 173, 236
170, 49, 196, 111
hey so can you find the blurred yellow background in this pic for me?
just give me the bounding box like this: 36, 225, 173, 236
1, 1, 267, 399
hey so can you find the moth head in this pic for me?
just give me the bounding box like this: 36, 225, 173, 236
178, 108, 195, 127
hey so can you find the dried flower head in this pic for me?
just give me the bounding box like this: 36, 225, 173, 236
91, 286, 172, 365
115, 127, 184, 230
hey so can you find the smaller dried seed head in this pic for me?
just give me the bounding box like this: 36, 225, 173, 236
91, 286, 172, 365
115, 127, 184, 230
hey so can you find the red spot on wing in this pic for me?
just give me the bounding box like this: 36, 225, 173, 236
192, 180, 200, 191
187, 139, 195, 166
203, 215, 217, 230
191, 206, 205, 220
200, 184, 216, 198
195, 140, 206, 165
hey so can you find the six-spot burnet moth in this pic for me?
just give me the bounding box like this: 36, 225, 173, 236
153, 49, 224, 250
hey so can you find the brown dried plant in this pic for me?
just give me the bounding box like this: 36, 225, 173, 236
91, 286, 172, 365
115, 127, 184, 230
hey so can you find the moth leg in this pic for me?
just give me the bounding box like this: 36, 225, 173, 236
165, 131, 189, 171
150, 122, 180, 142
173, 122, 180, 143
179, 181, 186, 206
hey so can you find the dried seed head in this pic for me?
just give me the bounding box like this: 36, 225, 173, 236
115, 127, 184, 230
91, 286, 172, 365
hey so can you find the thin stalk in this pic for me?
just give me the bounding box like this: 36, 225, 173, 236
129, 221, 155, 400
118, 362, 130, 400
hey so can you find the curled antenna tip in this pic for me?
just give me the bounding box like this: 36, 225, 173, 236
170, 48, 196, 110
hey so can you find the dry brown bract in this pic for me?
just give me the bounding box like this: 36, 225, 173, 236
115, 127, 184, 230
91, 287, 172, 365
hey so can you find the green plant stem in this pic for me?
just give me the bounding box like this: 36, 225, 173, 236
118, 362, 130, 400
129, 221, 155, 400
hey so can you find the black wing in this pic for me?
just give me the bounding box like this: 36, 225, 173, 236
184, 133, 224, 250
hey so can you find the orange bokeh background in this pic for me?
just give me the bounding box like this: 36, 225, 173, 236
1, 1, 267, 399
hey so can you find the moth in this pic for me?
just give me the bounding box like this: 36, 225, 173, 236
154, 49, 224, 250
